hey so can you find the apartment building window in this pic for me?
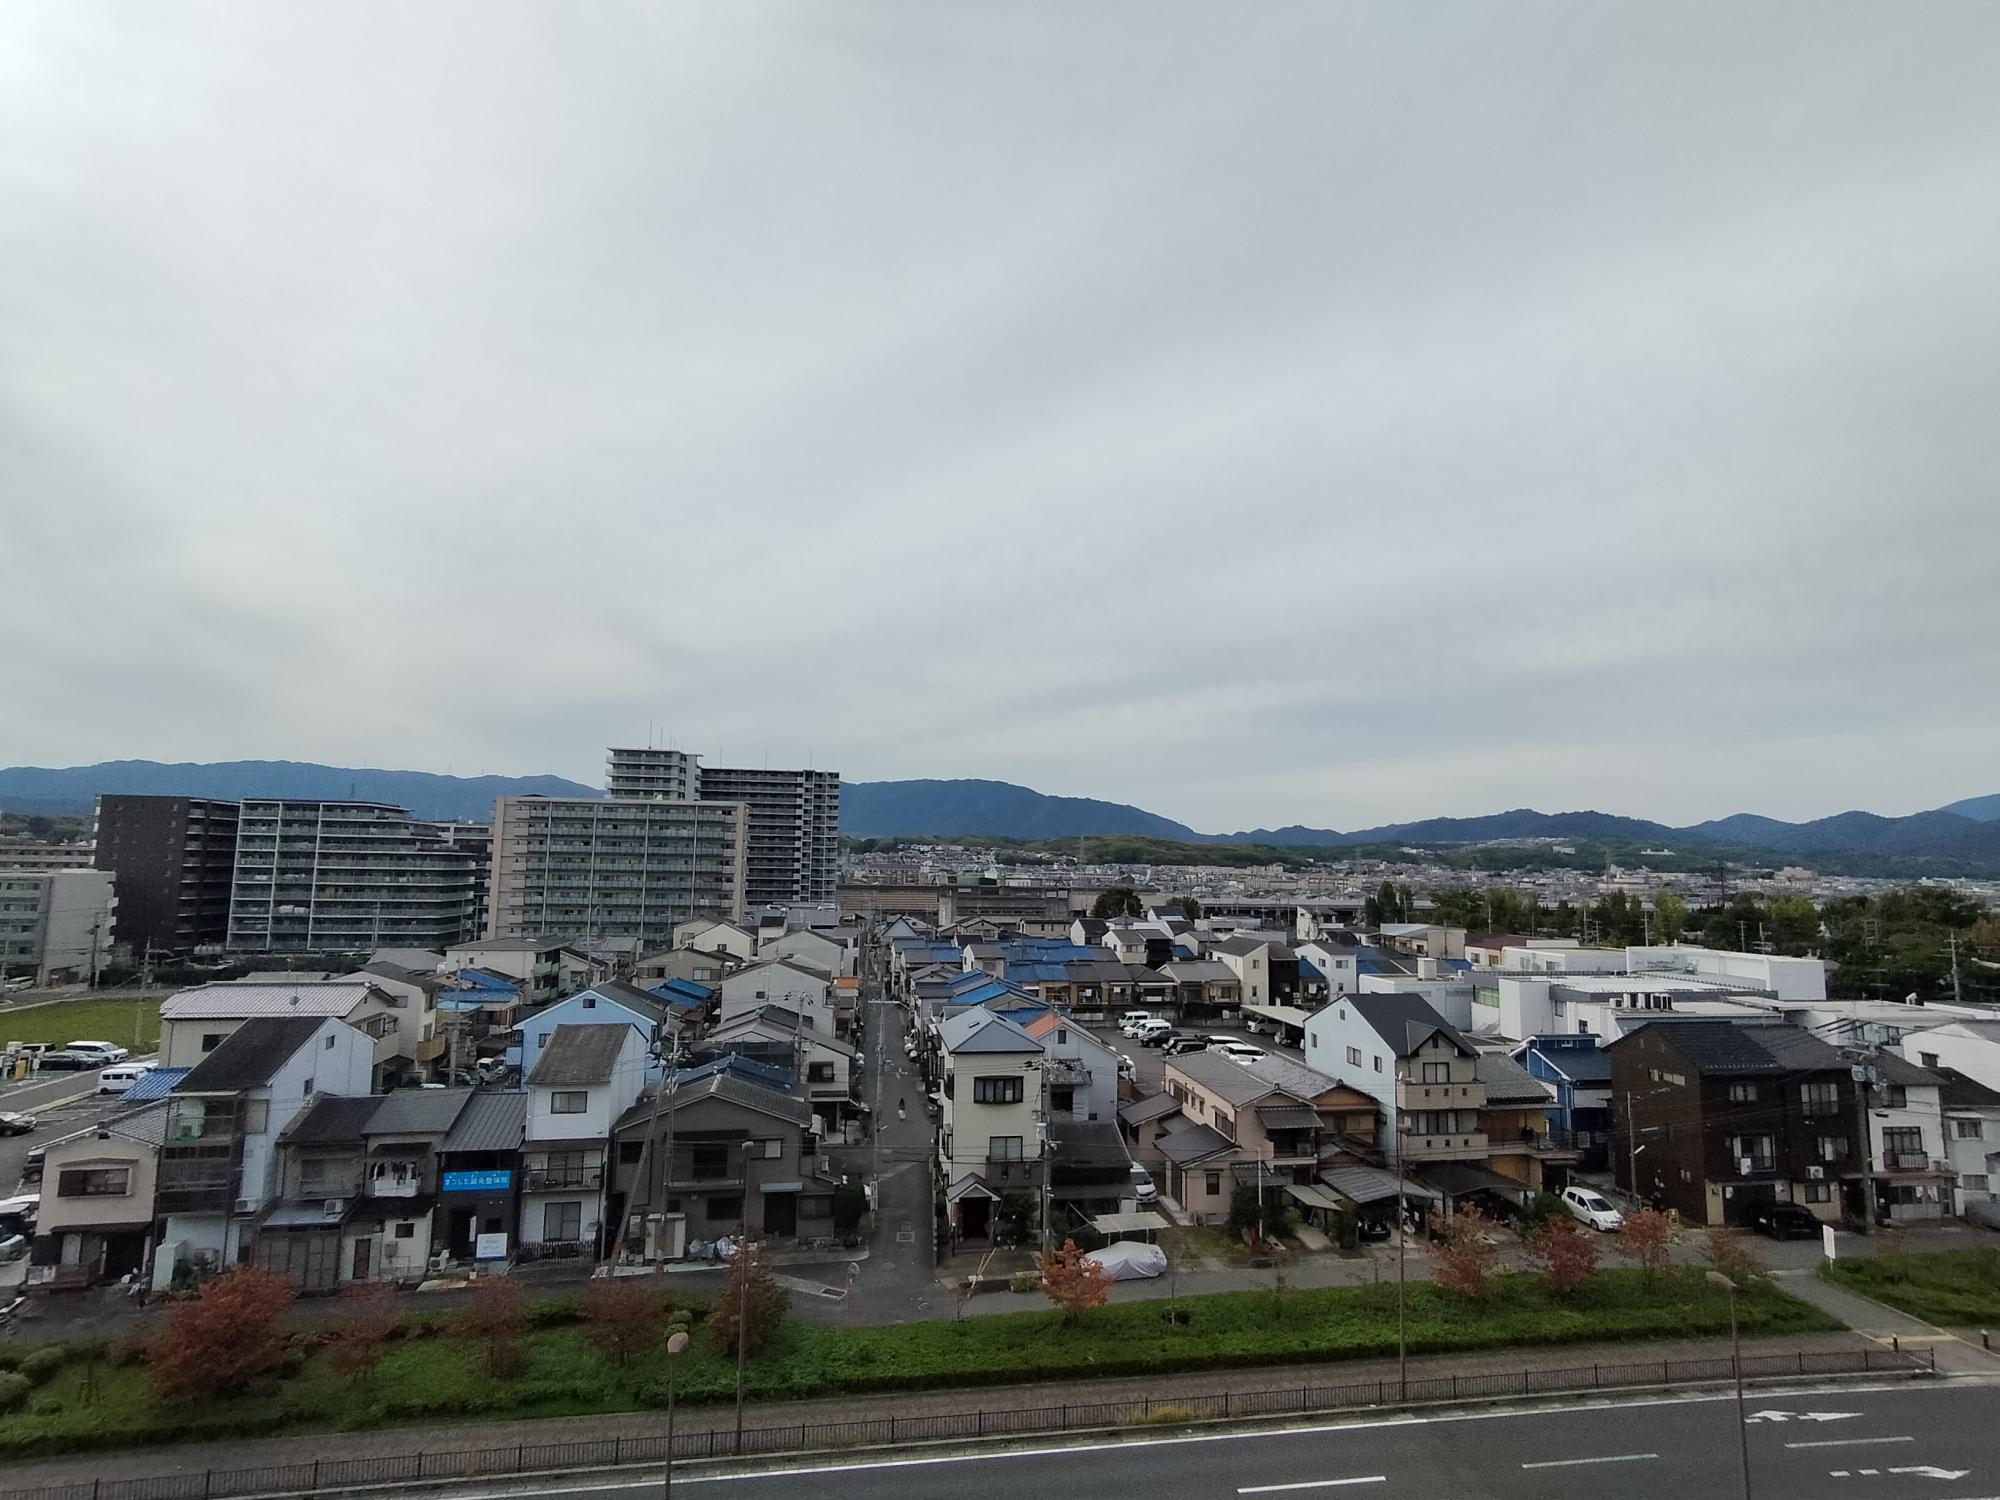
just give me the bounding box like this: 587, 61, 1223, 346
1883, 1085, 1908, 1109
57, 1167, 130, 1197
551, 1091, 588, 1114
1421, 1062, 1450, 1084
1804, 1182, 1832, 1204
1817, 1135, 1849, 1163
1728, 1083, 1759, 1103
807, 1062, 834, 1083
1882, 1127, 1924, 1160
1955, 1119, 1984, 1139
1800, 1082, 1839, 1118
1728, 1135, 1775, 1172
1963, 1174, 1990, 1193
1213, 1111, 1234, 1139
542, 1201, 583, 1242
1346, 1046, 1362, 1067
973, 1076, 1024, 1105
988, 1136, 1024, 1161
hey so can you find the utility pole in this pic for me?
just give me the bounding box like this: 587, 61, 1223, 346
1949, 933, 1964, 1005
1851, 1062, 1877, 1235
1394, 1122, 1408, 1401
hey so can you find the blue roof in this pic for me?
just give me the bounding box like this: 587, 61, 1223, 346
673, 1053, 795, 1092
650, 978, 712, 1010
121, 1067, 188, 1102
454, 969, 520, 994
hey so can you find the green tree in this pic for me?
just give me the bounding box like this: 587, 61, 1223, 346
1090, 886, 1144, 919
1767, 896, 1822, 954
1178, 895, 1202, 921
1652, 892, 1689, 943
1226, 1182, 1293, 1244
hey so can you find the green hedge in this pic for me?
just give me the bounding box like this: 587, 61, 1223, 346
0, 1270, 1835, 1459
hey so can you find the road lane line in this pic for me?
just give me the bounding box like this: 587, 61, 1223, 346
1520, 1453, 1659, 1469
1785, 1436, 1915, 1449
1238, 1480, 1386, 1495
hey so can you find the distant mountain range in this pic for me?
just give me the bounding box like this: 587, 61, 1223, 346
7, 759, 2000, 875
0, 760, 599, 823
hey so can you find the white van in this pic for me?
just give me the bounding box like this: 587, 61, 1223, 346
1133, 1018, 1172, 1042
97, 1063, 154, 1096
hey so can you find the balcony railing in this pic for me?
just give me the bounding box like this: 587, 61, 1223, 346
523, 1167, 603, 1193
1488, 1128, 1581, 1157
1882, 1151, 1939, 1171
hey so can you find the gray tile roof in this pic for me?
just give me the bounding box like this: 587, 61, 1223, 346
285, 1094, 385, 1144
1938, 1067, 2000, 1110
1157, 1121, 1234, 1165
1162, 960, 1237, 983
938, 1008, 1041, 1055
1615, 1019, 1844, 1076
162, 981, 377, 1020
176, 1017, 328, 1093
365, 1087, 473, 1137
528, 1024, 632, 1087
1863, 1050, 1943, 1089
441, 1090, 527, 1154
1240, 1053, 1344, 1099
1474, 1051, 1552, 1105
1347, 994, 1475, 1059
1118, 1093, 1183, 1126
1167, 1050, 1278, 1107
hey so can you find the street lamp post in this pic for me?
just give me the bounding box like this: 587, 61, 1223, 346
661, 1328, 689, 1499
1707, 1271, 1753, 1500
734, 1140, 758, 1455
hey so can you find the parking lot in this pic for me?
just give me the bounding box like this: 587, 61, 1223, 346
1090, 1016, 1308, 1099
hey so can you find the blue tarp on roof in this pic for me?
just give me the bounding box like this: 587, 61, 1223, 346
453, 968, 520, 994
650, 978, 712, 1010
121, 1067, 188, 1103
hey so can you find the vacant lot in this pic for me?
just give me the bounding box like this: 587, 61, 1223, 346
0, 995, 161, 1054
1824, 1247, 2000, 1325
0, 1269, 1837, 1456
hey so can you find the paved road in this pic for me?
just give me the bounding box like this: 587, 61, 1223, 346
488, 1380, 1994, 1500
0, 1068, 144, 1192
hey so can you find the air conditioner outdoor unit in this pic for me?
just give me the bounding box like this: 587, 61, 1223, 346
233, 1198, 254, 1214
1807, 1166, 1824, 1180
323, 1198, 347, 1216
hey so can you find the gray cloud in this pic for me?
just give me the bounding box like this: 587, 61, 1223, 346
3, 1, 1998, 830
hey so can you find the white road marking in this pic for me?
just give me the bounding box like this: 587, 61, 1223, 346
1787, 1436, 1914, 1449
1888, 1467, 1973, 1481
1238, 1480, 1386, 1495
1520, 1453, 1659, 1469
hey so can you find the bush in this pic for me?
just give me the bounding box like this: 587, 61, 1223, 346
579, 1275, 668, 1365
1520, 1192, 1568, 1233
106, 1333, 150, 1369
0, 1374, 30, 1414
526, 1295, 580, 1328
832, 1180, 868, 1236
1226, 1184, 1294, 1244
17, 1348, 64, 1387
149, 1267, 295, 1405
710, 1247, 787, 1359
454, 1276, 529, 1378
0, 1351, 19, 1373
1008, 1271, 1039, 1294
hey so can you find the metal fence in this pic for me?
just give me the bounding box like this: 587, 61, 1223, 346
1, 1346, 1930, 1500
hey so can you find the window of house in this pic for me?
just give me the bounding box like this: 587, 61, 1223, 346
394, 1221, 415, 1239
973, 1076, 1024, 1105
988, 1136, 1024, 1161
201, 1033, 226, 1053
300, 1077, 314, 1096
808, 1062, 834, 1083
324, 1033, 336, 1049
542, 1201, 583, 1241
1374, 1056, 1383, 1072
1346, 1046, 1362, 1067
1817, 1135, 1849, 1163
1056, 1027, 1068, 1044
1728, 1134, 1775, 1172
706, 1194, 742, 1222
56, 1167, 130, 1197
1963, 1174, 1990, 1193
1884, 1085, 1908, 1109
1804, 1182, 1831, 1203
1920, 1052, 1939, 1068
1882, 1126, 1924, 1159
1798, 1081, 1838, 1117
1309, 1033, 1318, 1048
1205, 1171, 1222, 1195
1422, 1062, 1450, 1084
1050, 1088, 1075, 1113
618, 1140, 644, 1164
1955, 1119, 1984, 1139
551, 1090, 589, 1114
1728, 1083, 1758, 1103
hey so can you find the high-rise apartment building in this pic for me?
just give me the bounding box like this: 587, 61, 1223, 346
93, 795, 240, 953
0, 869, 118, 985
226, 800, 481, 953
600, 747, 840, 911
695, 765, 840, 909
486, 796, 747, 943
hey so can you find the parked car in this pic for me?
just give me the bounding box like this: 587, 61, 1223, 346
1560, 1186, 1624, 1232
1140, 1027, 1179, 1049
65, 1041, 131, 1065
1127, 1162, 1159, 1206
97, 1063, 155, 1096
1131, 1019, 1172, 1045
1751, 1202, 1822, 1241
0, 1112, 35, 1137
32, 1050, 95, 1072
1212, 1041, 1266, 1064
1119, 1010, 1156, 1030
1163, 1034, 1208, 1057
1116, 1054, 1136, 1084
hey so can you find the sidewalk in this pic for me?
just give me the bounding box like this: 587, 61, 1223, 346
1775, 1265, 2000, 1376
0, 1328, 1896, 1490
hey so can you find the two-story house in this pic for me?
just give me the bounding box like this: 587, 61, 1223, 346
1159, 960, 1243, 1024
354, 1088, 472, 1277
520, 1024, 646, 1260
442, 938, 567, 1004
1306, 994, 1488, 1168
1020, 1010, 1121, 1123
1608, 1019, 1864, 1227
672, 917, 758, 962
1860, 1051, 1953, 1223
1212, 937, 1299, 1009
1150, 1052, 1341, 1223
159, 980, 408, 1089
254, 1094, 382, 1290
758, 926, 854, 979
348, 962, 447, 1077
702, 1005, 855, 1135
517, 981, 687, 1083
713, 959, 835, 1035
1296, 940, 1360, 998
434, 1090, 527, 1263
636, 946, 739, 988
153, 1016, 374, 1287
26, 1102, 168, 1290
1938, 1069, 2000, 1219
936, 1009, 1045, 1245
609, 1055, 834, 1259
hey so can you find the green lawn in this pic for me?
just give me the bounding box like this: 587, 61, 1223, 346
1823, 1248, 2000, 1325
0, 1270, 1839, 1457
0, 996, 161, 1054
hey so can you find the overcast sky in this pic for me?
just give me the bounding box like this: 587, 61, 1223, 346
4, 3, 1998, 833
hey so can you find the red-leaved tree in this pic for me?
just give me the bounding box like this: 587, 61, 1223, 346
1037, 1238, 1112, 1325
1429, 1204, 1499, 1299
1617, 1207, 1675, 1288
709, 1245, 788, 1359
1525, 1216, 1599, 1297
149, 1266, 295, 1404
579, 1273, 669, 1365
327, 1279, 402, 1382
453, 1273, 529, 1377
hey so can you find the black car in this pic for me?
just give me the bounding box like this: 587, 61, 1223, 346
0, 1112, 35, 1137
1751, 1202, 1822, 1240
1140, 1028, 1178, 1048
32, 1051, 93, 1072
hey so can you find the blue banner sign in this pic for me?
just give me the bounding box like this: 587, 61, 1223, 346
442, 1169, 512, 1193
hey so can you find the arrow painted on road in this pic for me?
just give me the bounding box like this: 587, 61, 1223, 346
1748, 1410, 1860, 1424
1831, 1467, 1972, 1481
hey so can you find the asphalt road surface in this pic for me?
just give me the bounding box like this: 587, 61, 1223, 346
0, 1067, 142, 1192
431, 1380, 1996, 1500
